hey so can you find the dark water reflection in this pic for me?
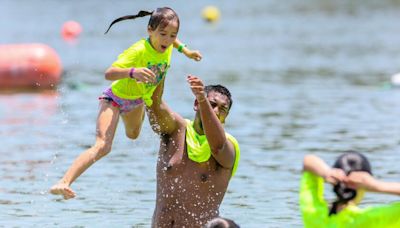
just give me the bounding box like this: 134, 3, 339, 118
1, 0, 400, 227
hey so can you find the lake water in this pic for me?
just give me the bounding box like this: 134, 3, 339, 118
1, 0, 400, 227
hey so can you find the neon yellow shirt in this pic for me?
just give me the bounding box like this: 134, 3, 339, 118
111, 38, 173, 106
185, 119, 240, 177
300, 171, 400, 228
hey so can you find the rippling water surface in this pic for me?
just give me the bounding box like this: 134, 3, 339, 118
1, 0, 400, 227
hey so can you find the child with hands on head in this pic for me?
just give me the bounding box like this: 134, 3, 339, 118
301, 151, 400, 227
50, 7, 202, 200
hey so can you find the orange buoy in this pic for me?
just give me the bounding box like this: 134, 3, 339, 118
0, 44, 62, 91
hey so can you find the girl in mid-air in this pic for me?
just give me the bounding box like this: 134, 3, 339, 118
301, 151, 400, 227
51, 7, 202, 199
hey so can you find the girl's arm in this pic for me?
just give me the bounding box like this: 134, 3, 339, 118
303, 154, 346, 185
173, 39, 202, 61
346, 172, 400, 195
376, 181, 400, 195
104, 66, 156, 83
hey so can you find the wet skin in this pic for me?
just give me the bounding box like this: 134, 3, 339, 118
152, 130, 232, 227
149, 76, 235, 227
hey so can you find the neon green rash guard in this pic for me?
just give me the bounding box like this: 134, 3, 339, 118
300, 171, 400, 228
185, 119, 240, 177
110, 38, 173, 106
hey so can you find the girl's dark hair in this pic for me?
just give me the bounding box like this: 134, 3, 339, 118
204, 85, 233, 109
329, 151, 372, 216
104, 7, 180, 34
205, 217, 240, 228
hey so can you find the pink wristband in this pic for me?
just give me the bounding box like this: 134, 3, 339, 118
129, 67, 135, 78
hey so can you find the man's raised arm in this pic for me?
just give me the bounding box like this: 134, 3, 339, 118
187, 75, 236, 169
147, 78, 184, 136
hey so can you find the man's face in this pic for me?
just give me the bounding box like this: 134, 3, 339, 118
205, 91, 230, 124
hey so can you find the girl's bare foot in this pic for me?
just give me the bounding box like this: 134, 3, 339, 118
50, 183, 76, 199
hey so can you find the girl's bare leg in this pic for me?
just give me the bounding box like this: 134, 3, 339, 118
50, 100, 120, 199
121, 103, 145, 140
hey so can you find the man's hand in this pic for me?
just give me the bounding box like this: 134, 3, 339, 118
187, 75, 206, 102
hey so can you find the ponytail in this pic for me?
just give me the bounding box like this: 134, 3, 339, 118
104, 10, 153, 34
329, 182, 357, 216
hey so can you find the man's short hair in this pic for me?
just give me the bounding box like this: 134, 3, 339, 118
204, 85, 233, 109
204, 217, 240, 228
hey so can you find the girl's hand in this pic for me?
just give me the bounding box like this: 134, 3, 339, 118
187, 75, 206, 102
345, 171, 379, 191
323, 168, 347, 185
131, 67, 156, 84
184, 50, 202, 61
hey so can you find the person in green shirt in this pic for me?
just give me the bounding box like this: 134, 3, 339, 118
300, 151, 400, 227
147, 75, 240, 226
50, 7, 202, 199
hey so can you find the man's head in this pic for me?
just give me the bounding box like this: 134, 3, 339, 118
204, 217, 240, 228
195, 84, 233, 124
205, 85, 232, 109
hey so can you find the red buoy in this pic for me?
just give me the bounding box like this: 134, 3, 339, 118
61, 21, 82, 43
0, 44, 62, 91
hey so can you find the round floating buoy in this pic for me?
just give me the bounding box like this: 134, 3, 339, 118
0, 44, 62, 90
202, 6, 220, 23
61, 20, 82, 42
391, 73, 400, 87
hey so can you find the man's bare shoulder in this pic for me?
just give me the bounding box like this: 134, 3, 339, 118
160, 113, 186, 138
175, 115, 187, 128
